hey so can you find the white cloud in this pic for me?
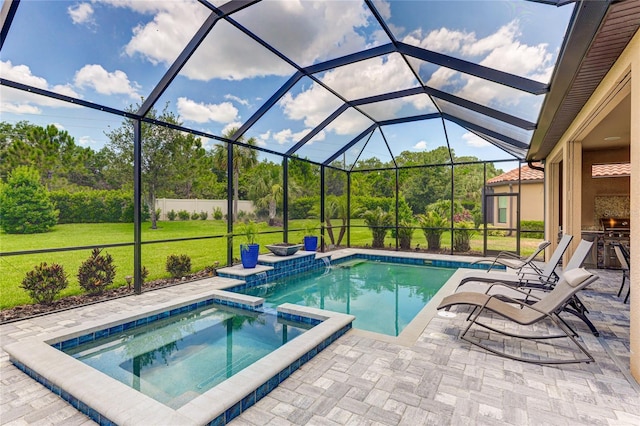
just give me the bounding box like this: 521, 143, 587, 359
176, 97, 238, 124
0, 60, 81, 113
280, 54, 420, 133
77, 135, 101, 147
68, 3, 95, 26
222, 121, 243, 136
413, 140, 428, 150
115, 0, 377, 81
416, 20, 554, 108
224, 94, 250, 107
74, 64, 141, 99
463, 132, 490, 148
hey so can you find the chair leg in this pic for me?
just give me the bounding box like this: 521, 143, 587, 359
617, 273, 626, 297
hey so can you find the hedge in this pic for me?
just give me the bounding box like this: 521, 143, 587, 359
50, 190, 150, 223
521, 220, 544, 239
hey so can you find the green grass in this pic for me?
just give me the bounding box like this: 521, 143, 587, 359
0, 220, 543, 310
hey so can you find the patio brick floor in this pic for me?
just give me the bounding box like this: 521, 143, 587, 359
1, 258, 637, 425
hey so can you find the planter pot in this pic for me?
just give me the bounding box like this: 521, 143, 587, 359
303, 236, 318, 251
241, 244, 260, 268
265, 243, 303, 256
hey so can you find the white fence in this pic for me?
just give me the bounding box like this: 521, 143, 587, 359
155, 198, 255, 220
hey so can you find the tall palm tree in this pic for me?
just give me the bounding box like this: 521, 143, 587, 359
212, 127, 258, 222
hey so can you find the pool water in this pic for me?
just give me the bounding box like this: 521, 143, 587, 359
64, 304, 308, 409
240, 260, 454, 336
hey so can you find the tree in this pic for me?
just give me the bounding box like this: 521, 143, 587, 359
104, 104, 203, 229
0, 121, 97, 190
212, 127, 258, 222
0, 166, 58, 233
247, 162, 283, 225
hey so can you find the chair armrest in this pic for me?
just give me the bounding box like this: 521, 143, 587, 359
483, 283, 543, 301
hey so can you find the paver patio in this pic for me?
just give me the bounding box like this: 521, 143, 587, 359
1, 253, 637, 425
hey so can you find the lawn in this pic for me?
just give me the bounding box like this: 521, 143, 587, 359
0, 220, 543, 309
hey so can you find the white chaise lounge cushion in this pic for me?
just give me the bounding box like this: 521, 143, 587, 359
564, 268, 592, 287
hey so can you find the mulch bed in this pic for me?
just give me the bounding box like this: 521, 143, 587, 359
0, 270, 214, 324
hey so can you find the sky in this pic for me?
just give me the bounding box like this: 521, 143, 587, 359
0, 0, 574, 167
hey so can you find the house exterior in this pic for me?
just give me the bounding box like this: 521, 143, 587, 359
527, 22, 638, 380
485, 164, 544, 229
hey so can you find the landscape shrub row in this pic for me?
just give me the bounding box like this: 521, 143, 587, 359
21, 250, 191, 305
50, 190, 150, 223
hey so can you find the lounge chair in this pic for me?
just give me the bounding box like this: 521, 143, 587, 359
437, 268, 598, 364
471, 240, 551, 273
613, 244, 630, 303
458, 239, 598, 336
458, 234, 574, 291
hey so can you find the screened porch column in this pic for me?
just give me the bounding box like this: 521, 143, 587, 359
563, 140, 582, 262
629, 31, 639, 382
545, 154, 563, 262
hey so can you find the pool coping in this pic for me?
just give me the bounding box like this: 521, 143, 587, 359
4, 289, 354, 426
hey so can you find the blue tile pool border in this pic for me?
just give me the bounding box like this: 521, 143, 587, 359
53, 297, 264, 352
12, 360, 117, 426
224, 253, 504, 294
27, 297, 342, 426
211, 321, 351, 425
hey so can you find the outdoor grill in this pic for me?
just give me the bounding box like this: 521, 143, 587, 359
600, 218, 630, 268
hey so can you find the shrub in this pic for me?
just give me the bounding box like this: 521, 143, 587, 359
190, 211, 200, 220
288, 196, 318, 219
398, 220, 415, 250
0, 166, 58, 234
21, 262, 68, 304
49, 190, 149, 223
453, 221, 476, 252
361, 207, 393, 248
78, 248, 117, 295
417, 211, 448, 250
167, 210, 177, 221
521, 220, 545, 239
199, 211, 208, 220
166, 254, 191, 278
178, 210, 190, 220
213, 207, 223, 220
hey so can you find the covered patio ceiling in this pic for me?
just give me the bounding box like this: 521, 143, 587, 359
0, 0, 634, 170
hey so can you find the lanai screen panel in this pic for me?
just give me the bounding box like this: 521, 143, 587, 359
1, 1, 209, 110
231, 0, 391, 68
382, 0, 573, 84
313, 53, 423, 102
382, 120, 450, 167
150, 18, 298, 141
242, 76, 345, 155
294, 108, 374, 164
409, 60, 545, 124
442, 120, 520, 162
357, 93, 438, 122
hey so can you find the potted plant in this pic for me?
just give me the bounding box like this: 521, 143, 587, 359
303, 221, 320, 251
239, 220, 260, 268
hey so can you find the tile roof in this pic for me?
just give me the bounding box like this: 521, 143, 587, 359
486, 164, 543, 184
592, 162, 631, 177
487, 162, 631, 184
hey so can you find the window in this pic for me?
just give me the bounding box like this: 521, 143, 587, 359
498, 196, 508, 223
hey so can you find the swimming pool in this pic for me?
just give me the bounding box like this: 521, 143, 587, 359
64, 303, 309, 409
238, 260, 455, 336
5, 289, 354, 425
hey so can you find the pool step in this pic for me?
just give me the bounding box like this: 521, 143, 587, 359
217, 251, 333, 290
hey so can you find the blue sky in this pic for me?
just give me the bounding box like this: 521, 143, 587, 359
1, 0, 573, 166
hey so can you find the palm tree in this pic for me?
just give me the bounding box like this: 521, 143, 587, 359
212, 127, 258, 222
361, 207, 394, 248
